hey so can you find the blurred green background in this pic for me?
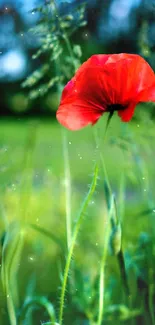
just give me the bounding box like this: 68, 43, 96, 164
0, 1, 155, 324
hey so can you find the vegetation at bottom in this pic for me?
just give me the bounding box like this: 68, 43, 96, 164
0, 108, 155, 324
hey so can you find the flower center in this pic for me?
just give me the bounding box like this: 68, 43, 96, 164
107, 104, 125, 112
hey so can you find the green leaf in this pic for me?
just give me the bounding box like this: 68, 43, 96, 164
29, 223, 65, 251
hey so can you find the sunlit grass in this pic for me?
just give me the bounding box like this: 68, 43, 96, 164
0, 110, 155, 324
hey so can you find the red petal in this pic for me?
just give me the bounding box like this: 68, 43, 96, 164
118, 103, 136, 122
57, 53, 155, 130
56, 99, 103, 130
125, 55, 155, 101
102, 54, 155, 104
137, 83, 155, 102
57, 64, 109, 130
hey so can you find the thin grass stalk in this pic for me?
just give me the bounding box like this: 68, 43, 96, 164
8, 231, 25, 308
148, 283, 155, 325
117, 250, 129, 297
93, 120, 112, 196
53, 0, 78, 73
5, 276, 17, 325
62, 33, 78, 72
62, 129, 72, 249
58, 164, 99, 325
18, 297, 56, 325
19, 123, 37, 225
94, 122, 129, 322
118, 172, 126, 222
97, 197, 113, 325
29, 223, 64, 251
51, 0, 73, 252
1, 230, 19, 325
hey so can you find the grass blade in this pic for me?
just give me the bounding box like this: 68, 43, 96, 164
59, 164, 99, 325
29, 223, 65, 251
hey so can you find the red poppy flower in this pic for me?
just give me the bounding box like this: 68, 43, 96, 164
56, 53, 155, 130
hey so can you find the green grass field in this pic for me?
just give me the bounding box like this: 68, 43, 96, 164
0, 110, 155, 325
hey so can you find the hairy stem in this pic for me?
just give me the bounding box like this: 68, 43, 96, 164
59, 165, 99, 325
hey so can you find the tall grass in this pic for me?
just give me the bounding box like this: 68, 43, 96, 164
59, 164, 99, 325
0, 114, 155, 325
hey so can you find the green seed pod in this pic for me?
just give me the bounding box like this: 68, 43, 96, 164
109, 223, 122, 255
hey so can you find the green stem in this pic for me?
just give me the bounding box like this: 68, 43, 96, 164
29, 223, 64, 251
19, 123, 37, 225
18, 297, 56, 325
117, 250, 129, 297
1, 230, 19, 325
97, 199, 113, 325
59, 164, 99, 325
94, 115, 127, 324
53, 0, 78, 73
6, 279, 17, 325
93, 113, 113, 195
52, 1, 73, 251
148, 271, 155, 325
62, 129, 72, 249
62, 33, 78, 72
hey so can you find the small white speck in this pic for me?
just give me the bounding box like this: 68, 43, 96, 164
95, 242, 98, 246
137, 124, 140, 127
144, 189, 147, 192
142, 177, 145, 180
5, 7, 8, 11
80, 156, 82, 160
21, 33, 24, 37
153, 210, 155, 213
31, 11, 35, 15
47, 168, 50, 172
69, 141, 71, 145
7, 295, 9, 298
11, 184, 16, 191
0, 51, 2, 54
